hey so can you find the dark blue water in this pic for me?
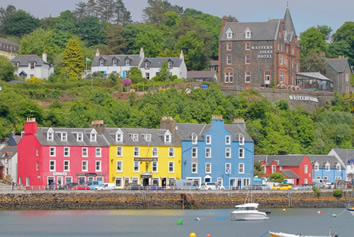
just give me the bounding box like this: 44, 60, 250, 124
0, 208, 352, 237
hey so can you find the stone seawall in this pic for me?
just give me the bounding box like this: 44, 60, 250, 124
0, 190, 351, 210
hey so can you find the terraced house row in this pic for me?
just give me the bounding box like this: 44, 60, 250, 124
17, 116, 254, 190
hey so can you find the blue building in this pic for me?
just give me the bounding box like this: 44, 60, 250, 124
307, 155, 346, 183
174, 115, 254, 190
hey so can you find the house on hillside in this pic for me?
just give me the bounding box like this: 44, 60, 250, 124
328, 148, 354, 185
254, 155, 312, 185
307, 155, 345, 183
325, 57, 352, 94
11, 52, 54, 79
173, 115, 254, 190
0, 133, 20, 182
295, 72, 333, 91
0, 37, 18, 59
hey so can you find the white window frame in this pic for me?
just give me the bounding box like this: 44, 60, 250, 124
304, 178, 308, 184
314, 162, 319, 171
47, 129, 54, 141
168, 147, 174, 157
225, 163, 231, 174
226, 28, 233, 39
116, 129, 123, 142
336, 164, 341, 171
131, 134, 138, 142
192, 162, 198, 174
192, 147, 198, 158
134, 161, 140, 172
117, 146, 123, 157
168, 161, 174, 173
96, 148, 102, 157
36, 161, 39, 171
61, 132, 67, 141
304, 165, 308, 174
245, 42, 250, 50
205, 147, 211, 158
82, 147, 88, 157
271, 165, 276, 173
64, 160, 70, 171
90, 131, 97, 142
117, 161, 123, 172
192, 133, 198, 144
49, 160, 56, 171
245, 71, 251, 83
152, 147, 158, 157
205, 163, 211, 174
225, 147, 231, 158
49, 147, 56, 157
239, 134, 244, 145
239, 163, 245, 174
82, 161, 88, 171
134, 147, 140, 157
152, 161, 158, 173
239, 148, 244, 159
77, 132, 83, 142
206, 135, 211, 145
95, 160, 102, 172
64, 147, 70, 157
225, 136, 231, 145
325, 163, 330, 171
227, 43, 232, 51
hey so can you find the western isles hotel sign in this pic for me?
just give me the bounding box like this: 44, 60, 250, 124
289, 95, 319, 103
251, 45, 273, 59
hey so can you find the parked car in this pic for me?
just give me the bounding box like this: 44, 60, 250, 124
175, 180, 200, 190
324, 182, 334, 189
241, 185, 262, 190
200, 182, 225, 191
69, 184, 90, 190
95, 183, 116, 191
293, 184, 313, 191
125, 183, 145, 190
260, 184, 271, 190
271, 183, 293, 190
86, 180, 104, 190
59, 182, 78, 190
148, 185, 164, 190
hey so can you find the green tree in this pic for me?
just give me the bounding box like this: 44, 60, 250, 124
61, 39, 84, 79
316, 25, 332, 41
0, 5, 16, 33
301, 50, 327, 74
0, 55, 15, 82
143, 0, 183, 24
104, 24, 127, 54
3, 10, 40, 37
133, 27, 164, 57
269, 173, 285, 183
159, 61, 170, 81
127, 67, 143, 83
332, 22, 354, 65
74, 16, 106, 47
299, 27, 328, 59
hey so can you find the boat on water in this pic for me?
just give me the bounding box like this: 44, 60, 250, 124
347, 206, 354, 216
230, 202, 268, 221
268, 231, 338, 237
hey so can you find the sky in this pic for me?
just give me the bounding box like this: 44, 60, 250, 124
0, 0, 353, 35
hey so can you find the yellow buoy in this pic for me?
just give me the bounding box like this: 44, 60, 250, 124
189, 233, 197, 237
282, 208, 286, 212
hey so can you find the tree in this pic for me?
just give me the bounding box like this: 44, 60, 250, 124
104, 24, 127, 54
127, 67, 143, 83
299, 27, 328, 59
316, 25, 332, 41
301, 50, 327, 74
3, 10, 40, 37
143, 0, 183, 24
0, 5, 16, 32
332, 22, 354, 66
269, 173, 285, 183
74, 16, 106, 47
0, 55, 15, 82
159, 61, 170, 81
133, 28, 164, 57
61, 39, 84, 79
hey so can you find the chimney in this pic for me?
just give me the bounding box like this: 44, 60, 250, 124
24, 117, 37, 135
95, 49, 100, 57
160, 117, 176, 136
222, 16, 227, 27
233, 118, 246, 130
212, 115, 223, 120
140, 48, 144, 59
180, 50, 184, 60
42, 52, 47, 62
90, 120, 105, 134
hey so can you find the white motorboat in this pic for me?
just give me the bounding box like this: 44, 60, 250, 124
268, 231, 337, 237
230, 202, 268, 221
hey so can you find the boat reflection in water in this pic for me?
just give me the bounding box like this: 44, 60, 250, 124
230, 202, 269, 221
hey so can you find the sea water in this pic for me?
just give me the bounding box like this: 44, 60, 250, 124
0, 208, 352, 237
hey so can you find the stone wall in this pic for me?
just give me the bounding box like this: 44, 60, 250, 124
0, 190, 351, 210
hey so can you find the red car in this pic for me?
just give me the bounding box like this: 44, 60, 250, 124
69, 184, 90, 190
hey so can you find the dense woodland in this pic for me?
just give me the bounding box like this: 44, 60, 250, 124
0, 0, 353, 155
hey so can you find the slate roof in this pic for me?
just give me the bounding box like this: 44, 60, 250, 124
209, 60, 218, 66
254, 155, 305, 166
140, 57, 183, 69
332, 148, 354, 161
175, 123, 253, 142
104, 128, 180, 147
296, 72, 331, 81
220, 20, 280, 41
281, 169, 299, 179
187, 71, 216, 79
35, 127, 110, 147
0, 147, 17, 160
326, 58, 350, 73
307, 155, 344, 169
91, 54, 141, 67
11, 55, 50, 67
0, 37, 19, 52
283, 8, 297, 40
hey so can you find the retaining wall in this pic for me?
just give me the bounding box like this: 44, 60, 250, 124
0, 190, 351, 210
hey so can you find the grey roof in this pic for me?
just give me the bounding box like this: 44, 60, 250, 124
332, 148, 354, 160
221, 20, 280, 41
326, 58, 350, 73
92, 54, 141, 67
175, 122, 253, 142
307, 155, 344, 168
187, 71, 216, 79
296, 72, 331, 81
140, 57, 182, 69
11, 55, 50, 67
0, 147, 17, 160
209, 60, 218, 66
281, 169, 299, 179
283, 8, 297, 38
0, 37, 19, 52
35, 127, 110, 147
104, 128, 180, 146
254, 155, 306, 166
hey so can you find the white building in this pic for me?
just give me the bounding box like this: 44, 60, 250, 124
329, 148, 354, 184
11, 52, 54, 79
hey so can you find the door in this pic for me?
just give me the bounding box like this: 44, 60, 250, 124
57, 176, 63, 188
161, 178, 167, 187
143, 178, 149, 187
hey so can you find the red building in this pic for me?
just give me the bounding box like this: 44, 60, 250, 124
17, 118, 110, 188
254, 155, 313, 185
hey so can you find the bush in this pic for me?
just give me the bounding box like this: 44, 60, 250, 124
312, 185, 321, 197
333, 189, 342, 198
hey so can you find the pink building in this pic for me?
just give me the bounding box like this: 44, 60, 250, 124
17, 118, 110, 188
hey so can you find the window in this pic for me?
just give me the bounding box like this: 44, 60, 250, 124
245, 71, 251, 83
206, 135, 211, 145
280, 72, 283, 82
205, 147, 211, 158
205, 163, 211, 174
192, 147, 198, 158
50, 147, 56, 157
144, 134, 151, 142
304, 178, 308, 184
245, 28, 251, 39
64, 161, 70, 171
168, 161, 174, 173
314, 162, 319, 171
36, 161, 39, 171
64, 147, 70, 157
77, 133, 83, 142
227, 55, 231, 65
36, 148, 39, 156
152, 147, 158, 157
82, 161, 88, 171
245, 42, 250, 50
65, 177, 72, 184
61, 132, 67, 141
30, 62, 35, 69
49, 160, 55, 171
224, 72, 234, 83
115, 177, 123, 188
226, 28, 232, 39
280, 55, 283, 65
112, 59, 117, 66
336, 164, 341, 171
271, 165, 276, 173
125, 58, 130, 66
47, 130, 54, 141
245, 55, 250, 64
192, 163, 198, 174
225, 136, 231, 145
134, 161, 139, 172
134, 147, 140, 157
146, 72, 150, 80
168, 61, 173, 69
239, 148, 244, 158
144, 61, 150, 69
225, 163, 231, 174
169, 147, 174, 157
239, 163, 244, 174
164, 131, 171, 143
116, 130, 123, 142
304, 165, 308, 174
227, 43, 232, 51
131, 134, 138, 141
192, 133, 198, 144
132, 177, 139, 184
95, 161, 101, 171
152, 161, 158, 172
96, 148, 102, 157
225, 148, 231, 158
117, 161, 123, 172
90, 131, 97, 142
325, 163, 330, 171
117, 146, 123, 156
99, 59, 104, 66
239, 134, 244, 145
82, 148, 88, 157
265, 71, 271, 84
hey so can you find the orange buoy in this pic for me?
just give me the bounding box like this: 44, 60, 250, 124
317, 211, 323, 214
207, 235, 211, 237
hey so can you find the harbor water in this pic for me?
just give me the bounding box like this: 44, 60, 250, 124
0, 208, 352, 237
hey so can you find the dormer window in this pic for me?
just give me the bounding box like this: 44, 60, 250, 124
226, 28, 233, 39
77, 132, 83, 142
325, 162, 330, 171
125, 58, 130, 66
336, 163, 341, 171
30, 62, 35, 69
245, 27, 251, 39
192, 133, 198, 144
239, 134, 244, 145
116, 129, 123, 142
61, 132, 67, 141
143, 134, 151, 142
99, 59, 105, 67
47, 128, 54, 141
112, 58, 118, 66
90, 130, 97, 142
164, 130, 171, 143
168, 61, 173, 69
314, 162, 319, 171
131, 134, 138, 142
144, 61, 150, 69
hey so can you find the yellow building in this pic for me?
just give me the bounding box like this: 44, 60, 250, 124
105, 125, 181, 189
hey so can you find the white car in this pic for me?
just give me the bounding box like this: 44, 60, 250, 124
200, 182, 225, 191
95, 183, 116, 191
